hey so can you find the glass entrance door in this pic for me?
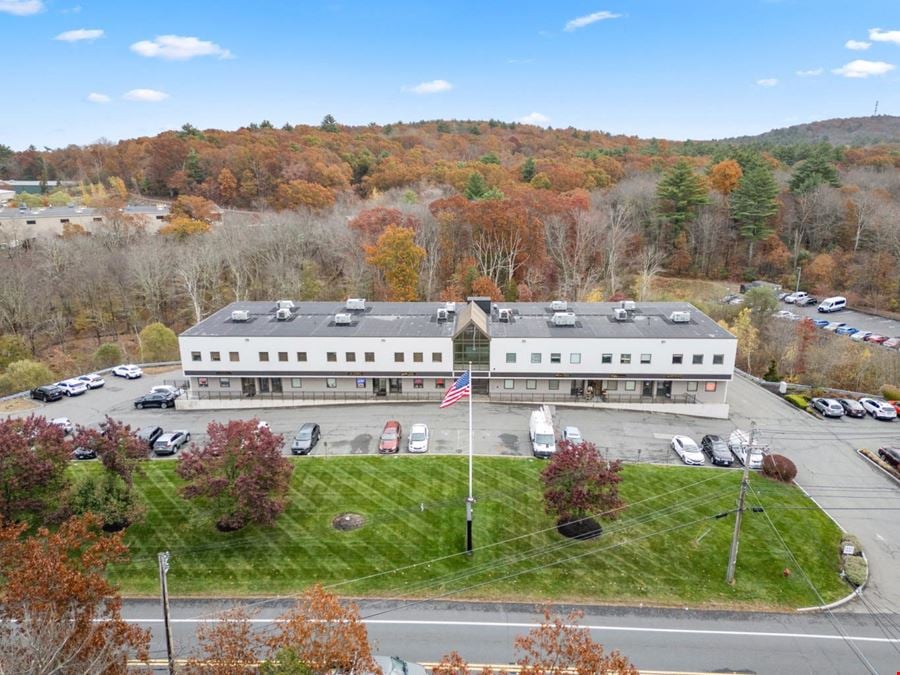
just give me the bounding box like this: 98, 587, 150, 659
241, 378, 256, 397
656, 381, 671, 398
642, 380, 654, 397
389, 378, 402, 394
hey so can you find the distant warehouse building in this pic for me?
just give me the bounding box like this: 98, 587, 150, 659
0, 203, 170, 244
178, 298, 737, 418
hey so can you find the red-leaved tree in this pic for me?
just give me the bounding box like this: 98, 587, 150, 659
74, 416, 148, 486
177, 419, 293, 531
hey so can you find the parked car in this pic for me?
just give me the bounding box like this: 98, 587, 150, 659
877, 446, 900, 469
850, 331, 873, 342
811, 319, 830, 328
778, 291, 791, 301
772, 309, 799, 320
838, 398, 866, 418
134, 391, 176, 409
835, 326, 859, 336
859, 397, 898, 421
76, 373, 106, 389
784, 291, 809, 304
671, 435, 704, 465
134, 425, 164, 449
888, 401, 900, 415
795, 295, 818, 306
407, 423, 430, 453
811, 397, 845, 417
721, 294, 744, 305
50, 417, 73, 434
700, 434, 733, 466
150, 384, 184, 398
72, 443, 97, 460
152, 430, 191, 455
370, 656, 428, 675
822, 322, 847, 332
561, 426, 583, 445
56, 378, 88, 396
291, 422, 320, 455
378, 420, 402, 454
30, 384, 63, 402
865, 334, 888, 345
112, 364, 143, 379
882, 337, 900, 349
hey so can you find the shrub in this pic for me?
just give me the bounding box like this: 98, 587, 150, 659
841, 534, 862, 554
843, 555, 867, 587
880, 384, 900, 400
92, 343, 123, 369
139, 323, 178, 362
761, 454, 798, 482
784, 394, 810, 410
0, 359, 55, 394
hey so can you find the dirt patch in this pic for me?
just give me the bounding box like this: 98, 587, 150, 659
557, 517, 603, 540
0, 397, 39, 413
332, 513, 365, 531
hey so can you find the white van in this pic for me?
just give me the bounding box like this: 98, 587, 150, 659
817, 296, 846, 313
529, 405, 556, 459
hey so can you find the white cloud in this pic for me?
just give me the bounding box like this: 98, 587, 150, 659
0, 0, 43, 15
86, 92, 110, 103
130, 34, 233, 61
832, 59, 895, 78
519, 112, 550, 125
845, 39, 871, 50
123, 88, 170, 102
868, 28, 900, 45
564, 10, 621, 31
54, 28, 103, 42
756, 78, 778, 87
796, 68, 823, 76
404, 79, 453, 94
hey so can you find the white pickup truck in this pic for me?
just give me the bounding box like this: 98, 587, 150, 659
530, 405, 556, 459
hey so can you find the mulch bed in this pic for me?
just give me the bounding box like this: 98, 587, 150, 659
332, 512, 366, 531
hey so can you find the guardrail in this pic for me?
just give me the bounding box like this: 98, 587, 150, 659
184, 390, 447, 403
491, 392, 697, 405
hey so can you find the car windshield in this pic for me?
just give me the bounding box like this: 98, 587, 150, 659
297, 430, 311, 440
382, 431, 397, 440
411, 432, 426, 441
712, 442, 727, 453
535, 433, 554, 445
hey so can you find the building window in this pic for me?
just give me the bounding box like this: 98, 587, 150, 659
432, 352, 442, 362
602, 354, 612, 364
326, 378, 337, 389
550, 353, 561, 364
506, 352, 516, 364
606, 380, 618, 391
191, 351, 201, 362
548, 380, 559, 390
713, 354, 724, 365
26, 220, 35, 225
345, 352, 356, 362
526, 379, 537, 390
219, 378, 230, 388
672, 354, 683, 365
278, 352, 288, 362
693, 354, 703, 365
297, 352, 307, 362
92, 217, 102, 223
435, 378, 445, 389
198, 377, 208, 388
327, 352, 337, 362
624, 380, 636, 391
259, 352, 269, 362
229, 351, 239, 362
211, 351, 221, 362
705, 382, 718, 392
291, 378, 302, 389
60, 218, 69, 223
640, 353, 651, 364
394, 352, 404, 362
413, 352, 423, 363
413, 378, 424, 389
620, 354, 631, 364
504, 379, 515, 390
531, 353, 541, 364
687, 381, 698, 392
365, 352, 375, 362
570, 353, 581, 364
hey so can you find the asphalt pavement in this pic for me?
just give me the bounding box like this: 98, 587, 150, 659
778, 300, 900, 342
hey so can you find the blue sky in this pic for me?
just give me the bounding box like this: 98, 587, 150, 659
2, 0, 899, 149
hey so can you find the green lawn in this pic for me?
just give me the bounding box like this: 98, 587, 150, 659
72, 457, 848, 609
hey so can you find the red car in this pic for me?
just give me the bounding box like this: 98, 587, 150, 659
865, 334, 888, 344
378, 420, 402, 454
888, 401, 900, 414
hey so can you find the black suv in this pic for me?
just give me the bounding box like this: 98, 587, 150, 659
135, 425, 164, 449
134, 392, 176, 409
31, 385, 63, 402
878, 447, 900, 469
701, 434, 734, 466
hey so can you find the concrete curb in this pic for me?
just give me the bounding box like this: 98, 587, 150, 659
797, 552, 868, 613
855, 449, 900, 486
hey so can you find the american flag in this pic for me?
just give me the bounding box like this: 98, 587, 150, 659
439, 370, 471, 408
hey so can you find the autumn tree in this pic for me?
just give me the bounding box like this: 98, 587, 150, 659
656, 159, 709, 239
470, 275, 503, 300
708, 159, 743, 195
273, 180, 336, 210
742, 286, 778, 325
349, 206, 419, 247
139, 321, 179, 362
0, 416, 71, 524
541, 441, 626, 537
0, 359, 55, 394
730, 163, 779, 264
177, 419, 293, 531
720, 308, 759, 373
184, 607, 261, 675
365, 224, 426, 301
0, 334, 28, 371
0, 514, 150, 673
217, 167, 238, 204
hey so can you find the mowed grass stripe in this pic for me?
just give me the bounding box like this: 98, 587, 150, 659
69, 457, 846, 608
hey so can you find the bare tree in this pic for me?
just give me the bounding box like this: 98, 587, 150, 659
636, 244, 665, 301
544, 212, 603, 300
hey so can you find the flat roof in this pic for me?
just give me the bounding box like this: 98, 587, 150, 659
0, 204, 169, 220
181, 301, 735, 341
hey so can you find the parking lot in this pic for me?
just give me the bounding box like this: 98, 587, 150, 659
780, 300, 900, 342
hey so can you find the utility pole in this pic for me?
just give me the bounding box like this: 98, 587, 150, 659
158, 551, 175, 675
795, 266, 801, 293
726, 423, 756, 585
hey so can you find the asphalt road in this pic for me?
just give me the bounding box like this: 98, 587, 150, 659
123, 598, 900, 674
780, 300, 900, 342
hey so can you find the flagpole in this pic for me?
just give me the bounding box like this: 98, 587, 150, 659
466, 362, 474, 554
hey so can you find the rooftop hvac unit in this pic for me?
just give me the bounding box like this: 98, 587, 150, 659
275, 308, 291, 321
550, 300, 568, 312
670, 311, 691, 323
498, 308, 512, 322
436, 307, 449, 322
230, 310, 250, 322
345, 298, 366, 311
621, 300, 636, 311
444, 302, 457, 313
614, 308, 628, 321
334, 313, 353, 325
276, 300, 295, 311
552, 311, 577, 326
